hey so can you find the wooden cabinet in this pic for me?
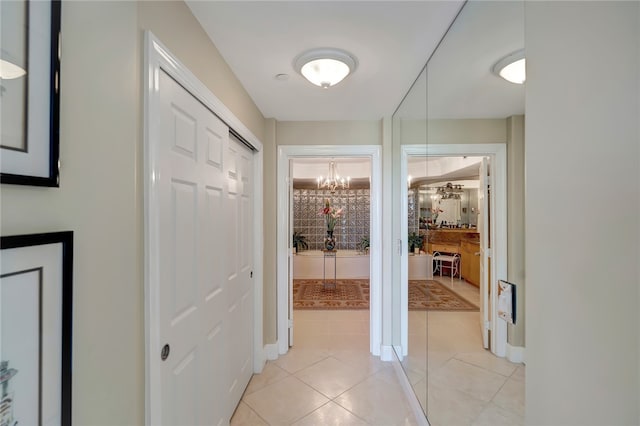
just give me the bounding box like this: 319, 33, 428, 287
460, 240, 480, 287
428, 242, 460, 254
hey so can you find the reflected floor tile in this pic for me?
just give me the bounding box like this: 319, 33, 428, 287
471, 402, 524, 426
335, 369, 418, 426
491, 377, 525, 417
429, 358, 507, 402
454, 351, 519, 377
292, 401, 368, 426
243, 376, 329, 425
426, 383, 487, 426
511, 364, 526, 382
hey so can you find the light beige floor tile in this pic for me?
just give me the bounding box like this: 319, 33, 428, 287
426, 382, 487, 426
294, 310, 330, 321
273, 348, 328, 374
230, 401, 269, 426
454, 351, 519, 377
328, 309, 369, 322
328, 334, 370, 352
429, 358, 507, 402
244, 362, 290, 395
292, 401, 368, 426
328, 319, 368, 335
491, 377, 525, 417
413, 377, 427, 416
471, 402, 524, 426
335, 370, 418, 426
331, 349, 387, 376
243, 376, 329, 425
294, 319, 330, 336
295, 356, 370, 399
510, 364, 526, 382
292, 333, 332, 351
427, 350, 455, 372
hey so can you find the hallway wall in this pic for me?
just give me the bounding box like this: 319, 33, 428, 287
1, 2, 267, 424
525, 2, 639, 424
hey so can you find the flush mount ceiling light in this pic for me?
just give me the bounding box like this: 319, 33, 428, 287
492, 49, 526, 84
294, 48, 357, 89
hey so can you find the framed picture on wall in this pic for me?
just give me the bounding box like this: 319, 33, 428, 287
1, 231, 73, 426
0, 0, 61, 187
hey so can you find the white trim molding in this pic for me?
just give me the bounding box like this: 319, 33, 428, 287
143, 31, 264, 425
398, 144, 508, 358
506, 343, 525, 364
277, 145, 383, 356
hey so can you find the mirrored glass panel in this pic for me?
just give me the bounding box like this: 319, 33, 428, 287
392, 0, 525, 422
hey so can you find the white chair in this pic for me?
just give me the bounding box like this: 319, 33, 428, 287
432, 251, 461, 285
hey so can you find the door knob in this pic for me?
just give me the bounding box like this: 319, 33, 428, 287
161, 344, 170, 361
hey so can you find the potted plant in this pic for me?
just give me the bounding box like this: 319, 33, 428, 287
292, 231, 308, 253
408, 232, 424, 254
358, 235, 370, 254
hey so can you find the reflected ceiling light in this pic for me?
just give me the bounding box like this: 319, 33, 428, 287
436, 182, 464, 199
492, 49, 526, 84
317, 160, 350, 193
0, 58, 26, 80
294, 48, 357, 88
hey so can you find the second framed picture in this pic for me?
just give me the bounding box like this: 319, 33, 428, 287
1, 231, 73, 425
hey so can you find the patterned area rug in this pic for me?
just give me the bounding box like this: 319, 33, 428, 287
409, 280, 478, 311
293, 279, 370, 310
292, 279, 478, 311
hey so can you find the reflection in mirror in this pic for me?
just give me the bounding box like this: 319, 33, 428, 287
392, 0, 525, 423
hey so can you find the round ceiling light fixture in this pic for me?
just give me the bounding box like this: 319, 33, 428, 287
294, 48, 357, 89
492, 49, 526, 84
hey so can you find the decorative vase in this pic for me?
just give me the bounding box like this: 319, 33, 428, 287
324, 230, 336, 251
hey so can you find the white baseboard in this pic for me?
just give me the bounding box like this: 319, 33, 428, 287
390, 351, 429, 426
506, 343, 525, 364
264, 342, 279, 361
380, 345, 395, 362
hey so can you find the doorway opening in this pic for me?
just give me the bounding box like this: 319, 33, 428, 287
398, 144, 507, 360
277, 145, 382, 356
289, 157, 372, 347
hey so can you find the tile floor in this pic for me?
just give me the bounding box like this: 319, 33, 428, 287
231, 309, 419, 426
402, 278, 525, 426
231, 278, 525, 426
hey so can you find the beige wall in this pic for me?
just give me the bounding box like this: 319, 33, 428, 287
428, 118, 507, 144
137, 1, 265, 142
506, 115, 525, 347
1, 2, 142, 424
1, 2, 267, 424
525, 2, 639, 424
262, 119, 277, 344
277, 120, 382, 146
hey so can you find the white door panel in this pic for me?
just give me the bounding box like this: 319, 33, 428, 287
153, 69, 253, 425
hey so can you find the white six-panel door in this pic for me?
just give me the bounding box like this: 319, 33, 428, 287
154, 69, 253, 425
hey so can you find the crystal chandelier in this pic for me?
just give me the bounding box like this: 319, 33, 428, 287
317, 161, 350, 193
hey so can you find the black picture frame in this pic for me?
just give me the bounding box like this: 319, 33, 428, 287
1, 231, 73, 426
0, 0, 61, 187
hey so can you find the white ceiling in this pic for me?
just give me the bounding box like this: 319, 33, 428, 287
186, 1, 465, 121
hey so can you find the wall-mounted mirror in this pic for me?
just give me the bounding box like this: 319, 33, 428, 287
392, 0, 525, 422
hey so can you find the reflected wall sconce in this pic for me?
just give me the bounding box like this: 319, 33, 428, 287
294, 48, 357, 88
492, 49, 526, 84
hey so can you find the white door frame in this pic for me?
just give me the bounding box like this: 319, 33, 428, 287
399, 143, 507, 357
143, 31, 264, 425
277, 145, 382, 356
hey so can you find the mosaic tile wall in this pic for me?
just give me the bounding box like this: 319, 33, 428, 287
408, 189, 419, 235
293, 188, 370, 250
